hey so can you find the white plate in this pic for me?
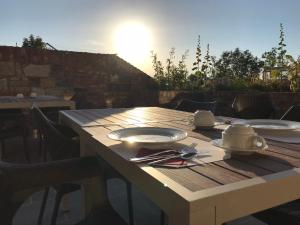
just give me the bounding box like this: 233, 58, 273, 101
212, 139, 267, 155
236, 119, 300, 131
108, 127, 188, 145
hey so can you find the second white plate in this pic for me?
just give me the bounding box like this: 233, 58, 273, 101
236, 119, 300, 131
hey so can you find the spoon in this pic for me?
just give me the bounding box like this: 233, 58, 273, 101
130, 143, 199, 163
148, 152, 198, 165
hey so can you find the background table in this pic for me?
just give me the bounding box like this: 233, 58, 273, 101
60, 107, 300, 225
0, 96, 75, 109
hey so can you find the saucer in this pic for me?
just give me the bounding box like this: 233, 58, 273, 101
195, 122, 219, 130
211, 139, 268, 155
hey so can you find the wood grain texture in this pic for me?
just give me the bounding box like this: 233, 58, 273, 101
60, 107, 300, 192
60, 107, 300, 225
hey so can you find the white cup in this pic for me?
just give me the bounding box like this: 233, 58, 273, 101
16, 93, 24, 98
30, 92, 37, 97
222, 124, 266, 151
190, 110, 215, 127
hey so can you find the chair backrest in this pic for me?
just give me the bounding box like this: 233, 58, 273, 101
280, 105, 300, 122
0, 108, 24, 121
175, 99, 216, 113
0, 156, 100, 225
0, 108, 26, 132
31, 104, 75, 160
41, 106, 71, 122
232, 94, 275, 119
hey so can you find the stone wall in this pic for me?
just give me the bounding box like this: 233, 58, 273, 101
0, 46, 158, 108
159, 90, 300, 117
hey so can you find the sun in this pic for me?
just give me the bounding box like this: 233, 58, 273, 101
114, 22, 152, 65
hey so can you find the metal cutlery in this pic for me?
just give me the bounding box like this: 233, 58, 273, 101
130, 154, 178, 163
129, 149, 178, 162
148, 152, 199, 165
130, 143, 211, 165
130, 143, 198, 163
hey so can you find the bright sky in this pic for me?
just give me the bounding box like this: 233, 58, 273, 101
1, 0, 300, 75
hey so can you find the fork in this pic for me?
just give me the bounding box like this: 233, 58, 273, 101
130, 143, 200, 163
129, 149, 178, 162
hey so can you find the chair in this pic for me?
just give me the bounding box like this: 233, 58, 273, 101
0, 109, 30, 162
240, 103, 300, 225
0, 156, 128, 225
253, 200, 300, 225
32, 105, 80, 225
31, 105, 134, 225
34, 106, 77, 160
280, 105, 300, 122
41, 106, 72, 123
232, 94, 277, 119
174, 99, 216, 113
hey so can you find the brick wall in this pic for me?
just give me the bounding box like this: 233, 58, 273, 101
0, 46, 159, 108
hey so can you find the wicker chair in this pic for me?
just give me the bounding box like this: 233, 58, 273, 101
232, 94, 278, 119
253, 200, 300, 225
0, 109, 30, 162
0, 156, 127, 225
281, 105, 300, 122
41, 106, 72, 123
249, 104, 300, 225
175, 99, 216, 113
31, 105, 134, 225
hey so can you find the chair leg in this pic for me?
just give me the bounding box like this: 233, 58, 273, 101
38, 129, 42, 156
40, 134, 47, 162
37, 187, 50, 225
160, 210, 165, 225
22, 136, 30, 163
50, 189, 64, 225
126, 182, 134, 225
0, 139, 6, 159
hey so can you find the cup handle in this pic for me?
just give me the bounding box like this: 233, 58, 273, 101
252, 135, 267, 149
188, 115, 194, 125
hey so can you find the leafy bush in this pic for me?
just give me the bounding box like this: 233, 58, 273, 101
213, 79, 291, 92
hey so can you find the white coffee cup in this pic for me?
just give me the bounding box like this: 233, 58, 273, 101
190, 110, 215, 127
16, 93, 24, 98
30, 92, 37, 97
222, 124, 266, 151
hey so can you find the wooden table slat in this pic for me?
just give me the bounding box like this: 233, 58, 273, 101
60, 107, 300, 225
213, 159, 273, 178
190, 164, 249, 184
157, 167, 221, 191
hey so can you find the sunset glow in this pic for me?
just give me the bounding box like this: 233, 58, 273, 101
114, 22, 152, 65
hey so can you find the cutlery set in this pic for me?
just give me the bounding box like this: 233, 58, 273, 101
130, 144, 210, 166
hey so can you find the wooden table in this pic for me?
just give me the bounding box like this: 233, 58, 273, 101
0, 96, 75, 109
60, 107, 300, 225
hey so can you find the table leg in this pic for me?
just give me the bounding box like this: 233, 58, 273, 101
167, 206, 216, 225
80, 139, 110, 217
167, 214, 189, 225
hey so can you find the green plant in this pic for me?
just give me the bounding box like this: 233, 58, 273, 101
173, 50, 189, 89
151, 51, 167, 89
286, 55, 300, 91
201, 44, 213, 76
151, 48, 189, 90
262, 48, 277, 68
214, 48, 263, 79
22, 34, 46, 49
262, 23, 288, 80
277, 23, 287, 68
192, 35, 202, 72
248, 80, 271, 91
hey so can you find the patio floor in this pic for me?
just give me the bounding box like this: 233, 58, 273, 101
3, 136, 266, 225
